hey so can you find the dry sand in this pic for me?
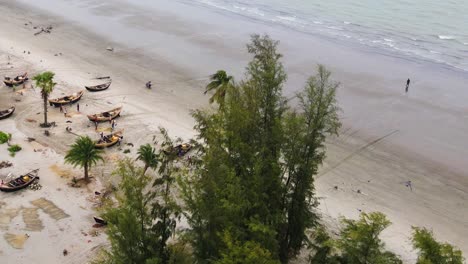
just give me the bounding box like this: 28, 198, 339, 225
0, 1, 467, 263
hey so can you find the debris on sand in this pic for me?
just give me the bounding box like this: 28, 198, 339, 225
4, 233, 29, 249
106, 47, 114, 52
0, 161, 13, 169
34, 25, 53, 36
25, 118, 37, 123
29, 182, 42, 191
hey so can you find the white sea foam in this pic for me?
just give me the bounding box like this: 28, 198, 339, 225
438, 35, 455, 40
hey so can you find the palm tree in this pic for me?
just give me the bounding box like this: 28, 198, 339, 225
204, 70, 233, 107
136, 144, 158, 174
65, 136, 104, 182
32, 71, 56, 127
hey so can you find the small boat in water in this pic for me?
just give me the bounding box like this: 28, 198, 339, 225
49, 90, 84, 107
95, 130, 123, 149
0, 169, 39, 192
87, 107, 122, 122
0, 106, 15, 120
3, 72, 28, 87
85, 80, 111, 92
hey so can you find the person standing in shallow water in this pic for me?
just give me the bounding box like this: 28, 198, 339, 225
406, 78, 410, 93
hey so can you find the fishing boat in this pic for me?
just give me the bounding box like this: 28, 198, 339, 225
49, 90, 84, 107
85, 80, 112, 92
0, 169, 39, 192
3, 73, 28, 87
164, 143, 192, 157
0, 106, 15, 120
95, 130, 123, 149
87, 106, 122, 122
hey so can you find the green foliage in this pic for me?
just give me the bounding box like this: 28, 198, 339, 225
0, 131, 11, 144
64, 136, 103, 182
8, 144, 22, 157
336, 212, 402, 264
216, 232, 280, 264
97, 129, 181, 264
96, 159, 158, 264
136, 143, 158, 173
204, 70, 234, 107
308, 227, 340, 264
309, 213, 401, 264
32, 71, 56, 125
412, 227, 464, 264
180, 34, 342, 263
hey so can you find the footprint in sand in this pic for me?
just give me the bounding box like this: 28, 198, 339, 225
31, 198, 69, 220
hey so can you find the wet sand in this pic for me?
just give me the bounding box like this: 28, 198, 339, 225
0, 0, 467, 263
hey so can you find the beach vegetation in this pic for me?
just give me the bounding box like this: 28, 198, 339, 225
97, 129, 181, 264
32, 71, 56, 127
136, 143, 158, 174
309, 212, 402, 264
412, 227, 464, 264
64, 136, 104, 182
179, 34, 341, 263
0, 131, 12, 144
204, 70, 234, 108
7, 144, 22, 157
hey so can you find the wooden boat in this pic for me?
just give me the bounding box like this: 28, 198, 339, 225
95, 130, 123, 149
49, 90, 84, 107
3, 72, 28, 87
0, 169, 39, 192
164, 143, 192, 157
0, 107, 15, 120
87, 107, 122, 122
85, 80, 111, 92
93, 216, 108, 225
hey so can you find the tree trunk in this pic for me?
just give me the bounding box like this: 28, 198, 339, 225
43, 96, 48, 126
143, 164, 149, 174
84, 163, 89, 182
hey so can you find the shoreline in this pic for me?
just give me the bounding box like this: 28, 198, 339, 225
1, 0, 467, 262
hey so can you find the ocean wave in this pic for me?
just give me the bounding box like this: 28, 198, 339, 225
438, 35, 456, 40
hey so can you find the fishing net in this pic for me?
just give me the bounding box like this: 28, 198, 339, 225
31, 198, 69, 221
22, 207, 44, 231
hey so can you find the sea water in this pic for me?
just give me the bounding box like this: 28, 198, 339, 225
185, 0, 468, 72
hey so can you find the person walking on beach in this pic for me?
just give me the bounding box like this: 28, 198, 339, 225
63, 106, 67, 117
77, 103, 80, 112
100, 132, 104, 140
118, 136, 123, 146
146, 81, 152, 89
406, 78, 410, 93
95, 121, 98, 131
59, 105, 63, 113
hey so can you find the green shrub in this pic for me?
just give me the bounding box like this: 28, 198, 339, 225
0, 131, 11, 144
8, 144, 22, 157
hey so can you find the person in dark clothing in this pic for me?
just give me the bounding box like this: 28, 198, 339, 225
146, 81, 152, 89
77, 103, 80, 112
406, 78, 410, 93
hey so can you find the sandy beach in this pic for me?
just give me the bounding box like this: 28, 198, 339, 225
0, 0, 467, 263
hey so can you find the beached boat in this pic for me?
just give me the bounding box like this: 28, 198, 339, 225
87, 106, 122, 122
3, 73, 28, 87
85, 80, 111, 92
95, 130, 123, 149
49, 90, 84, 107
164, 143, 192, 157
0, 169, 39, 192
0, 106, 15, 120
